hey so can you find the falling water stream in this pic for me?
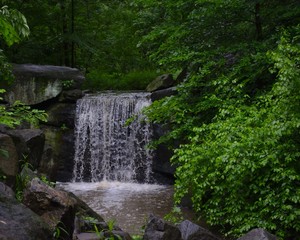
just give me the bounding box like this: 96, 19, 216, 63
58, 92, 194, 235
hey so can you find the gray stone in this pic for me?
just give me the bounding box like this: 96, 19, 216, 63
237, 228, 277, 240
0, 182, 52, 240
39, 144, 56, 181
146, 74, 174, 92
0, 133, 18, 185
22, 178, 77, 239
178, 220, 220, 240
59, 89, 84, 103
150, 87, 177, 101
143, 214, 182, 240
41, 126, 74, 182
46, 102, 76, 128
8, 129, 45, 169
2, 64, 85, 105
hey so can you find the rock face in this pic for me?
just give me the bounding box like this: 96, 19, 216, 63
8, 129, 45, 169
0, 182, 52, 240
150, 86, 177, 101
22, 178, 77, 239
143, 215, 182, 240
46, 103, 76, 128
237, 228, 277, 240
0, 64, 85, 182
0, 133, 19, 185
146, 74, 174, 92
178, 220, 220, 240
2, 64, 85, 105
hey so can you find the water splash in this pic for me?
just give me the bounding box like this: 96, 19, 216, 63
72, 92, 153, 183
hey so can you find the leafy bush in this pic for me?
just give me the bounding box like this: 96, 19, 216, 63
144, 26, 300, 239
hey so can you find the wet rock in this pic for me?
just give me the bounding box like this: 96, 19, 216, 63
8, 129, 45, 169
46, 102, 76, 128
41, 126, 74, 182
146, 74, 174, 92
150, 86, 177, 101
143, 214, 182, 240
0, 133, 18, 186
237, 228, 277, 240
0, 182, 52, 240
178, 220, 221, 240
39, 144, 57, 181
22, 178, 76, 239
1, 64, 85, 105
59, 89, 84, 103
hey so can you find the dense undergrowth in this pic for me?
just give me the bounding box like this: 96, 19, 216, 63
140, 0, 300, 238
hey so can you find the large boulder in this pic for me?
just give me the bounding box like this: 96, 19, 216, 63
146, 74, 174, 92
22, 178, 77, 239
59, 89, 84, 103
2, 64, 85, 105
237, 228, 277, 240
46, 103, 76, 128
41, 126, 75, 181
150, 87, 177, 102
7, 129, 45, 170
143, 214, 182, 240
178, 220, 221, 240
0, 133, 19, 186
0, 182, 52, 240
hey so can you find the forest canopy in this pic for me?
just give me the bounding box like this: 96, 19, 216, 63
1, 0, 300, 239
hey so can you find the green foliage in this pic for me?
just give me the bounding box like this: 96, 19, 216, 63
89, 218, 121, 240
15, 157, 33, 202
0, 5, 29, 46
0, 91, 48, 128
84, 69, 157, 91
164, 206, 184, 225
53, 221, 69, 239
145, 23, 300, 238
61, 80, 74, 90
0, 5, 29, 82
131, 235, 143, 240
39, 174, 55, 188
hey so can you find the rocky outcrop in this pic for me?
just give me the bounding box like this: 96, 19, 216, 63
1, 64, 85, 105
146, 74, 174, 92
7, 129, 45, 169
142, 216, 279, 240
0, 64, 85, 182
22, 178, 76, 239
150, 87, 177, 102
143, 214, 182, 240
0, 133, 19, 185
178, 220, 220, 240
46, 103, 76, 128
237, 228, 277, 240
0, 182, 52, 240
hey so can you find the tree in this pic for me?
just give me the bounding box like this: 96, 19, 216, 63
0, 5, 47, 127
140, 0, 300, 238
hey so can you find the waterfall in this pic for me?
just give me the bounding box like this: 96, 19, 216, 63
72, 92, 153, 183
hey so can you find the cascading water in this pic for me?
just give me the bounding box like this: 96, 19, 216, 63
58, 91, 196, 235
72, 92, 153, 183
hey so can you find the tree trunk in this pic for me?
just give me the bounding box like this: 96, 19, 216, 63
255, 3, 263, 41
71, 0, 75, 68
60, 1, 70, 66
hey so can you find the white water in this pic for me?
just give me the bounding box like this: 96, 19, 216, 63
72, 92, 153, 183
67, 92, 192, 235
